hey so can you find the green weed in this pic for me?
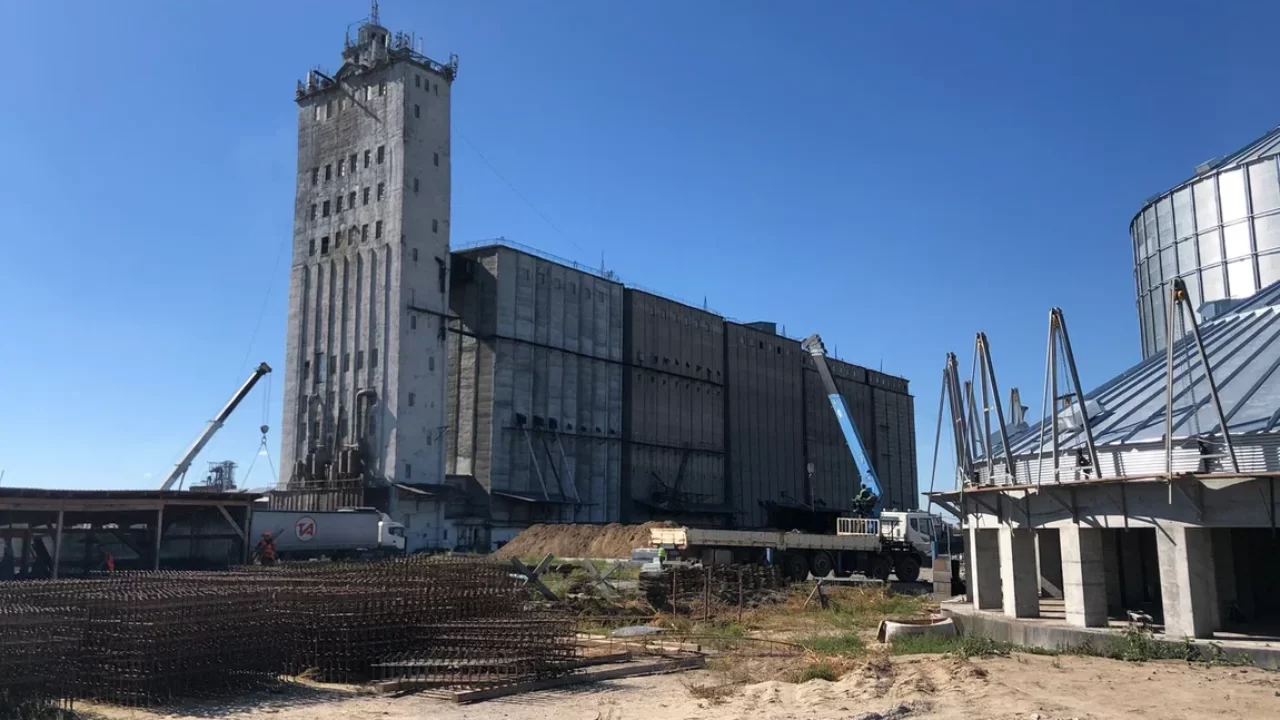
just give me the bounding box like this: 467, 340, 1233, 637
792, 661, 839, 683
797, 633, 868, 657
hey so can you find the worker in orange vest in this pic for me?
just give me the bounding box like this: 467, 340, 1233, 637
256, 531, 277, 566
102, 549, 115, 572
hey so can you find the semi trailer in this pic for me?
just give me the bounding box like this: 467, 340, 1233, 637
249, 507, 406, 561
651, 510, 940, 582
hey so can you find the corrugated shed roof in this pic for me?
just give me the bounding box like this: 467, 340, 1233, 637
997, 279, 1280, 457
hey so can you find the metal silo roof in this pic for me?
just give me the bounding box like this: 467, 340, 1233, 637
998, 279, 1280, 459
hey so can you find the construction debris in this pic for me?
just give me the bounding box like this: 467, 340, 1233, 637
641, 565, 787, 615
0, 556, 578, 713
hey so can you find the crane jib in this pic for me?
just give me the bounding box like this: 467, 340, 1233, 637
827, 393, 883, 499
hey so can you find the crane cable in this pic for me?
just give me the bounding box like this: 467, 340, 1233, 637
242, 373, 278, 487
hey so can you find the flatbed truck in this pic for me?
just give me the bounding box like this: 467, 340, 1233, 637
651, 510, 940, 582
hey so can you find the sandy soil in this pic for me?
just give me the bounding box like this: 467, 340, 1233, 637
79, 652, 1280, 720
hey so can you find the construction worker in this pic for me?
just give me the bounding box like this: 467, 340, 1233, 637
656, 545, 668, 566
102, 549, 115, 573
256, 531, 278, 566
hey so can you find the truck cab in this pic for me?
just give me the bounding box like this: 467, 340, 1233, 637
379, 517, 407, 552
877, 511, 940, 558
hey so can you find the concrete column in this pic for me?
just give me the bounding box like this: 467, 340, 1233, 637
969, 528, 1002, 610
1155, 524, 1217, 639
999, 526, 1039, 618
1212, 528, 1237, 629
1036, 530, 1063, 599
1060, 527, 1108, 627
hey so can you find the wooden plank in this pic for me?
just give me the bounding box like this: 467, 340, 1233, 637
404, 656, 706, 703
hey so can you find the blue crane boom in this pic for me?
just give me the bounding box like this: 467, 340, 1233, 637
800, 334, 882, 518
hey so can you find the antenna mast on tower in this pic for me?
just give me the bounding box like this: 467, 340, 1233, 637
370, 0, 380, 25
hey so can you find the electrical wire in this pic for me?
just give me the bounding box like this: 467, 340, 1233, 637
453, 123, 594, 261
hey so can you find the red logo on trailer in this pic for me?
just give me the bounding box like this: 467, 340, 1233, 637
295, 516, 317, 542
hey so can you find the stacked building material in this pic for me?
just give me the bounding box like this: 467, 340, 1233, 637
0, 556, 577, 709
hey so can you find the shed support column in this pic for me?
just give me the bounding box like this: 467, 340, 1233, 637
999, 526, 1039, 618
51, 510, 64, 580
1060, 527, 1108, 627
1156, 524, 1216, 639
969, 527, 1002, 610
1212, 528, 1237, 629
152, 506, 165, 572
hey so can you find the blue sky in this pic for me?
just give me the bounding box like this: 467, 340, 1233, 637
2, 1, 1279, 501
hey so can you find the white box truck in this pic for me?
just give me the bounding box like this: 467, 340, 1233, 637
249, 507, 406, 561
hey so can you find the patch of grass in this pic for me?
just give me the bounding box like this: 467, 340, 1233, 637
890, 633, 1010, 659
791, 661, 839, 683
888, 633, 961, 656
797, 633, 868, 657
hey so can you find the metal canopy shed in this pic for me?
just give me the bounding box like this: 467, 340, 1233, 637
0, 488, 262, 579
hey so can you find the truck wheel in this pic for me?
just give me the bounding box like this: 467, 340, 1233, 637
783, 553, 810, 582
868, 556, 892, 582
895, 555, 921, 583
809, 551, 834, 579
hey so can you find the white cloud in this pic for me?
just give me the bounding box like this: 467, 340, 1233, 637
143, 472, 153, 479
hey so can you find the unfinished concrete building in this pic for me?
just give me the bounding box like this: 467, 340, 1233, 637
932, 283, 1280, 645
280, 11, 458, 523
448, 241, 918, 546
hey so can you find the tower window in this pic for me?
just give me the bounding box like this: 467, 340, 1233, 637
415, 75, 421, 88
362, 187, 370, 205
364, 150, 371, 168
428, 355, 435, 372
410, 315, 417, 331
325, 164, 332, 181
361, 224, 369, 241
321, 236, 329, 254
379, 81, 386, 96
310, 167, 319, 186
377, 145, 385, 164
412, 248, 419, 262
377, 182, 385, 201
349, 153, 357, 172
325, 100, 333, 118
356, 350, 364, 369
338, 159, 344, 176
348, 191, 356, 208
413, 178, 419, 193
343, 353, 350, 371
431, 219, 438, 233
375, 220, 383, 239
371, 348, 379, 365
433, 152, 439, 167
336, 195, 343, 213
408, 392, 416, 406
322, 200, 330, 217
414, 104, 420, 118
433, 83, 438, 95
348, 226, 358, 244
308, 238, 315, 256
404, 463, 411, 479
309, 204, 317, 220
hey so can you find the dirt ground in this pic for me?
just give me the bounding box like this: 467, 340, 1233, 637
80, 651, 1280, 720
493, 522, 674, 560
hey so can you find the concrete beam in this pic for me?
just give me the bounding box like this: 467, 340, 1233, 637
969, 527, 1002, 611
1156, 524, 1217, 639
1060, 527, 1108, 627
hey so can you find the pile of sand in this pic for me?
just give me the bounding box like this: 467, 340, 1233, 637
493, 521, 676, 560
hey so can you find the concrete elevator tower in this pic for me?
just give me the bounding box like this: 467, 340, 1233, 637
281, 4, 457, 500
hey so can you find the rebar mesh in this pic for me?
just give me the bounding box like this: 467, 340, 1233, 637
0, 556, 577, 711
